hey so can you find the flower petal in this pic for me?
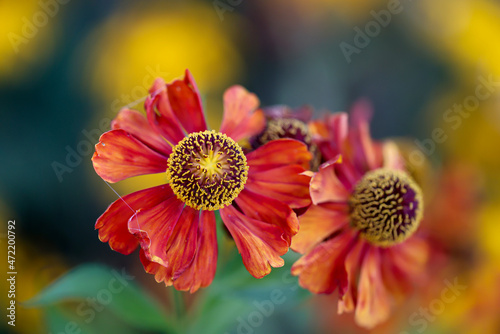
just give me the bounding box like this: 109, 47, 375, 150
291, 231, 354, 294
246, 139, 312, 172
139, 249, 170, 285
127, 195, 185, 267
310, 112, 348, 161
134, 204, 202, 286
235, 189, 299, 245
166, 69, 207, 133
262, 105, 313, 123
95, 185, 174, 255
291, 203, 350, 254
338, 240, 366, 314
174, 211, 218, 293
112, 108, 172, 156
220, 205, 288, 278
382, 141, 405, 171
349, 99, 383, 172
309, 157, 350, 205
161, 206, 200, 282
219, 85, 266, 142
92, 129, 169, 183
355, 247, 391, 329
145, 78, 186, 144
245, 164, 311, 208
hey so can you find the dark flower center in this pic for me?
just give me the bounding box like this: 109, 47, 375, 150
255, 118, 320, 170
349, 168, 423, 247
166, 130, 248, 211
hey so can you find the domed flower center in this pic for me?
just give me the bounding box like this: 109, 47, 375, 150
166, 130, 248, 211
255, 118, 320, 170
349, 168, 423, 247
258, 118, 312, 146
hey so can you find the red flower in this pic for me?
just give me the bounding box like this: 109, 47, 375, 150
92, 70, 312, 292
291, 100, 429, 328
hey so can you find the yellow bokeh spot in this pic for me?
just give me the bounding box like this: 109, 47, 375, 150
0, 0, 56, 81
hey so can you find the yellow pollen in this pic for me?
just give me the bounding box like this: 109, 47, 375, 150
166, 130, 248, 211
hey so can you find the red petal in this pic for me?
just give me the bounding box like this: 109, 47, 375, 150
309, 157, 350, 205
95, 185, 174, 255
112, 108, 172, 156
161, 206, 200, 282
145, 78, 186, 144
140, 249, 171, 285
291, 231, 355, 294
291, 203, 349, 254
235, 189, 299, 245
246, 139, 312, 173
92, 129, 169, 183
355, 247, 391, 329
219, 85, 266, 142
174, 211, 218, 293
127, 195, 185, 267
245, 164, 311, 208
166, 69, 207, 133
220, 205, 288, 278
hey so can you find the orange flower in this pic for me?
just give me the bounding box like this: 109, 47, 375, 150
92, 70, 312, 292
291, 100, 429, 328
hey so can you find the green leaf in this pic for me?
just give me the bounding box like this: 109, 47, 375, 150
25, 264, 175, 333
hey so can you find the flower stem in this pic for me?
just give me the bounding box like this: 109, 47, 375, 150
171, 289, 186, 332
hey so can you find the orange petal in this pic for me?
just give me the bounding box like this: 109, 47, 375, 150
166, 69, 207, 134
338, 240, 366, 314
219, 85, 266, 142
309, 157, 350, 205
174, 211, 218, 293
246, 139, 312, 172
291, 231, 354, 294
291, 203, 350, 254
355, 247, 391, 329
220, 205, 288, 278
388, 236, 429, 278
128, 195, 185, 267
246, 165, 311, 208
112, 108, 172, 156
95, 185, 174, 255
349, 99, 383, 171
310, 112, 348, 161
235, 189, 299, 245
145, 78, 186, 144
382, 141, 405, 171
92, 129, 169, 183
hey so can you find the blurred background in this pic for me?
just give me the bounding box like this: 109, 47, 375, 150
1, 0, 499, 333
